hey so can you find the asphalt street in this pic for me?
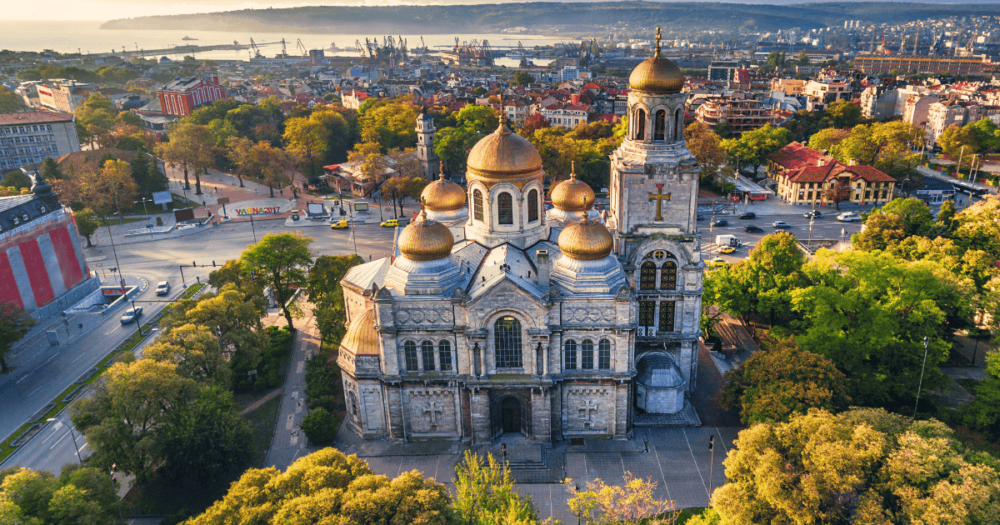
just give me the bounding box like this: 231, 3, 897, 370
700, 212, 866, 260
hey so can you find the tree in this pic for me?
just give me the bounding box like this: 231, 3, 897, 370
453, 451, 538, 525
519, 113, 551, 136
0, 465, 118, 525
821, 180, 851, 210
685, 121, 726, 187
156, 385, 253, 488
73, 208, 99, 247
71, 359, 198, 483
183, 287, 268, 367
797, 51, 810, 65
240, 233, 314, 329
40, 157, 62, 181
381, 175, 429, 219
0, 301, 36, 374
711, 408, 1000, 525
73, 95, 117, 149
129, 152, 167, 198
434, 124, 484, 177
0, 86, 25, 113
358, 99, 419, 151
878, 197, 935, 236
807, 127, 850, 155
250, 140, 292, 198
186, 448, 456, 525
937, 198, 957, 231
721, 124, 792, 178
513, 71, 534, 86
283, 116, 328, 179
852, 211, 907, 252
223, 136, 255, 188
298, 407, 339, 445
791, 250, 954, 406
90, 159, 139, 224
825, 99, 862, 129
159, 122, 215, 195
309, 254, 364, 344
719, 337, 850, 424
348, 127, 389, 188
568, 473, 678, 525
144, 323, 231, 384
1, 170, 31, 190
939, 123, 981, 169
838, 121, 923, 182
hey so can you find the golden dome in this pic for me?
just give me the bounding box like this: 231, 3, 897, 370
341, 309, 379, 356
629, 28, 684, 95
421, 167, 466, 211
398, 209, 454, 261
558, 218, 614, 261
466, 116, 543, 184
550, 163, 595, 212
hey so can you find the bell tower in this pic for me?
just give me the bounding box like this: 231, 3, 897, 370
608, 28, 702, 396
415, 106, 439, 178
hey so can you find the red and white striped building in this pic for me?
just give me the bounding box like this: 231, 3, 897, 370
0, 179, 94, 319
157, 76, 226, 118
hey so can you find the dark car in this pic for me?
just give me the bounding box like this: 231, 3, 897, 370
803, 210, 823, 219
739, 212, 756, 220
712, 219, 728, 227
120, 306, 143, 324
744, 225, 764, 233
696, 215, 705, 221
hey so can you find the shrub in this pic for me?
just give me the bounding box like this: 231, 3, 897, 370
299, 407, 339, 445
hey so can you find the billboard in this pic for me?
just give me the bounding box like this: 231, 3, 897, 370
152, 191, 173, 205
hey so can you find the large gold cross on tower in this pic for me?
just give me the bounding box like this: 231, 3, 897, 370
648, 184, 671, 221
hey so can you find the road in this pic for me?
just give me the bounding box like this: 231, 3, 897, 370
0, 219, 397, 446
700, 213, 865, 261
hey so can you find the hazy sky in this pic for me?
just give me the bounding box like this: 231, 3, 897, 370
3, 1, 395, 21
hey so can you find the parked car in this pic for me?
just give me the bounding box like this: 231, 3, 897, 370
837, 212, 862, 222
120, 306, 143, 324
803, 210, 823, 219
155, 281, 170, 296
709, 258, 729, 268
739, 212, 756, 220
744, 225, 764, 233
712, 219, 728, 227
718, 246, 736, 254
773, 220, 791, 229
696, 215, 705, 222
380, 219, 399, 227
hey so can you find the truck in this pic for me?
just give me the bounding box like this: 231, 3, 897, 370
715, 234, 741, 247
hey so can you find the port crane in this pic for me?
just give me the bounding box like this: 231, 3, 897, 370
296, 39, 308, 58
250, 38, 262, 59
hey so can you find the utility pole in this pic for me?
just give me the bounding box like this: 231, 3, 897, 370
914, 336, 930, 418
708, 435, 716, 499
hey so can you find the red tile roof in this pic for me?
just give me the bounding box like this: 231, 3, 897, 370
843, 164, 897, 182
775, 142, 896, 184
768, 141, 826, 170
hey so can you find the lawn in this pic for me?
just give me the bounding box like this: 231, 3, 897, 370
245, 395, 282, 468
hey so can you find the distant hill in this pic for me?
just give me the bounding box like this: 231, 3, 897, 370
100, 2, 1000, 34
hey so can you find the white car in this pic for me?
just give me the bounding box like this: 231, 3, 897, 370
772, 220, 791, 229
155, 281, 170, 296
837, 212, 862, 222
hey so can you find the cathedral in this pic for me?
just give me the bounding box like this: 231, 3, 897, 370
337, 31, 703, 444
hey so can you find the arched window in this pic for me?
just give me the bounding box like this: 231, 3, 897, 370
581, 340, 594, 370
598, 339, 611, 370
564, 339, 577, 370
421, 340, 435, 371
640, 261, 656, 290
497, 192, 514, 225
528, 189, 539, 222
404, 341, 418, 371
494, 316, 522, 368
473, 190, 484, 222
654, 110, 666, 141
660, 260, 677, 290
439, 340, 453, 371
635, 109, 646, 140
675, 108, 684, 141
349, 391, 359, 417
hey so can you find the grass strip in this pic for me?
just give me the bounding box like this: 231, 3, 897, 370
0, 283, 207, 464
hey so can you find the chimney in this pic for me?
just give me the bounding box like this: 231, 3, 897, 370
536, 250, 550, 287
571, 93, 581, 105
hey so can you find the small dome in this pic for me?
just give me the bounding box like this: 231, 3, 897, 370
550, 164, 594, 212
398, 210, 454, 261
341, 309, 379, 356
629, 28, 684, 95
421, 168, 466, 212
466, 116, 543, 182
558, 218, 614, 261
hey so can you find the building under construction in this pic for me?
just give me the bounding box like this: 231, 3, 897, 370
853, 55, 996, 75
439, 38, 495, 66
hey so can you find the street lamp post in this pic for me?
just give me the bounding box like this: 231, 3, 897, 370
47, 418, 82, 465
109, 464, 126, 525
708, 435, 716, 500
914, 336, 930, 418
129, 298, 144, 337
134, 197, 152, 216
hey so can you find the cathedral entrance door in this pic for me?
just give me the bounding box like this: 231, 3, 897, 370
501, 397, 520, 434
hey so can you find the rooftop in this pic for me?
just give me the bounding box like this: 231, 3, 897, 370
0, 111, 74, 126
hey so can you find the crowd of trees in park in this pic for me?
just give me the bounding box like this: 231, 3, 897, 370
697, 195, 1000, 522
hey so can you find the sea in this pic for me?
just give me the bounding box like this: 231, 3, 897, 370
0, 20, 560, 66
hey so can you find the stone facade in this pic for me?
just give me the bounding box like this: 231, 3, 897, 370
337, 47, 702, 445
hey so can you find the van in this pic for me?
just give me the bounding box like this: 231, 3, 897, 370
715, 234, 741, 247
837, 212, 862, 222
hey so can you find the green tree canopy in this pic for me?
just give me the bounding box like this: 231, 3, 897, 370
240, 233, 314, 329
453, 451, 538, 525
720, 124, 793, 177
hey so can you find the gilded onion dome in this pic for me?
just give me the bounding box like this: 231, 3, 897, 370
629, 28, 684, 95
466, 114, 543, 186
340, 309, 379, 356
397, 208, 454, 261
421, 165, 466, 212
550, 162, 595, 212
558, 196, 614, 260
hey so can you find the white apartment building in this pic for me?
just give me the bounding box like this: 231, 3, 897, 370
0, 112, 80, 171
541, 104, 590, 128
803, 80, 851, 111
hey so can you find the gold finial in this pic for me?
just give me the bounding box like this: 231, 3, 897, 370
570, 161, 576, 180
439, 161, 446, 181
654, 27, 662, 59
581, 194, 589, 220
498, 110, 509, 131
420, 196, 428, 220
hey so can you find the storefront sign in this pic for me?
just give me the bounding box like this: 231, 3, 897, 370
234, 206, 281, 216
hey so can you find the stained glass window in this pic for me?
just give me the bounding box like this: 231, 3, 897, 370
659, 301, 676, 332
498, 192, 513, 225
640, 261, 656, 290
598, 339, 611, 369
660, 260, 677, 290
528, 189, 539, 222
581, 340, 594, 370
473, 190, 484, 222
494, 316, 522, 368
404, 341, 419, 371
439, 341, 452, 371
639, 301, 655, 329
